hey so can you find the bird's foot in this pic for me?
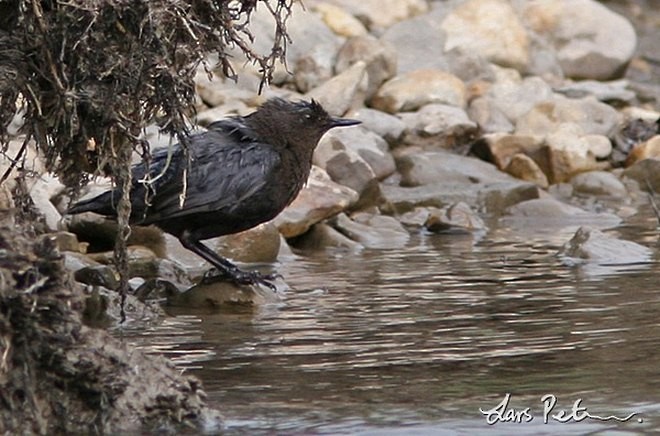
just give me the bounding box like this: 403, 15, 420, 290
202, 268, 282, 291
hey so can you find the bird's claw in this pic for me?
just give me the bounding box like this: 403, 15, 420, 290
201, 268, 281, 291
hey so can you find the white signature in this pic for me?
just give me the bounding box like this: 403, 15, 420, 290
479, 393, 640, 425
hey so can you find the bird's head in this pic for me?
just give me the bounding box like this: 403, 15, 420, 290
248, 98, 361, 148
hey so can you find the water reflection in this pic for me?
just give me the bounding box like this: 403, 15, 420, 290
121, 210, 660, 434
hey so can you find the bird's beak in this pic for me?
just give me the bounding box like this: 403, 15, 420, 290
329, 117, 361, 128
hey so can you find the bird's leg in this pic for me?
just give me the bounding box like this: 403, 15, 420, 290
179, 233, 280, 290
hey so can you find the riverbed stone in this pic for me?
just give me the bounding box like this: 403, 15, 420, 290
505, 153, 549, 188
306, 61, 367, 116
290, 222, 364, 252
326, 0, 429, 30
399, 104, 477, 149
312, 2, 368, 37
275, 166, 358, 238
346, 107, 406, 146
520, 0, 637, 80
213, 222, 281, 264
626, 135, 660, 165
503, 197, 621, 228
558, 226, 652, 265
332, 212, 410, 249
486, 71, 555, 124
472, 133, 545, 170
441, 0, 530, 72
335, 35, 398, 99
424, 202, 486, 233
622, 158, 660, 193
570, 170, 627, 198
554, 79, 636, 104
325, 126, 396, 180
371, 69, 466, 113
166, 279, 281, 309
467, 96, 515, 134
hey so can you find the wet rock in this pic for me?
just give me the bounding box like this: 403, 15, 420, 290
558, 226, 652, 265
214, 222, 281, 264
63, 251, 101, 273
503, 197, 621, 228
441, 0, 530, 71
290, 222, 364, 252
166, 278, 281, 309
306, 61, 367, 116
570, 171, 627, 198
399, 103, 478, 148
275, 166, 358, 238
312, 2, 368, 37
613, 112, 660, 165
75, 264, 120, 290
622, 158, 660, 193
425, 202, 486, 233
505, 153, 549, 188
477, 182, 541, 215
346, 107, 406, 146
515, 96, 622, 138
626, 135, 660, 166
332, 212, 409, 249
554, 79, 636, 103
326, 0, 429, 30
473, 133, 545, 170
397, 151, 517, 187
47, 231, 82, 253
335, 35, 398, 99
397, 207, 432, 227
371, 69, 466, 114
521, 0, 637, 80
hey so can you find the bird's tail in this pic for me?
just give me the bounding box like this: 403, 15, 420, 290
66, 191, 117, 216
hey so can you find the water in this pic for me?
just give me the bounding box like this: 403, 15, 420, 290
122, 207, 660, 435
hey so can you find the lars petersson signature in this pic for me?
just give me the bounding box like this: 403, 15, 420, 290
479, 393, 641, 425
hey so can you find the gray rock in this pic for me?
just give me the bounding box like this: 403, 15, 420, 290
63, 251, 101, 273
306, 61, 367, 116
558, 226, 652, 265
275, 166, 358, 238
290, 222, 364, 252
48, 231, 82, 253
425, 202, 486, 232
325, 126, 396, 180
213, 222, 281, 264
503, 197, 621, 228
371, 69, 466, 113
335, 35, 398, 99
505, 153, 549, 188
166, 278, 281, 309
333, 212, 410, 249
346, 107, 406, 146
399, 104, 478, 148
520, 0, 637, 80
622, 159, 660, 193
467, 97, 515, 134
398, 207, 433, 227
441, 0, 530, 71
570, 171, 627, 198
477, 182, 541, 215
486, 71, 554, 123
554, 79, 636, 103
74, 265, 120, 290
397, 151, 518, 187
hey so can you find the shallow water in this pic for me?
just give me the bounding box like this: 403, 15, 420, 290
121, 206, 660, 435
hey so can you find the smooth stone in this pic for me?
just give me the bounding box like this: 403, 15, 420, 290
47, 231, 81, 253
166, 279, 281, 309
570, 171, 627, 197
332, 212, 410, 249
324, 126, 396, 180
558, 226, 652, 265
397, 207, 432, 227
486, 71, 554, 123
213, 222, 281, 264
335, 35, 398, 99
399, 104, 477, 148
74, 265, 120, 289
397, 151, 518, 187
326, 0, 429, 30
622, 159, 660, 193
425, 202, 486, 232
371, 69, 466, 113
24, 173, 64, 232
626, 135, 660, 166
540, 134, 611, 184
554, 79, 636, 103
275, 166, 358, 238
63, 251, 101, 273
346, 107, 406, 146
505, 153, 549, 188
472, 133, 545, 169
467, 96, 515, 134
312, 3, 368, 37
306, 61, 367, 116
521, 0, 637, 80
503, 198, 621, 228
289, 222, 364, 252
441, 0, 530, 71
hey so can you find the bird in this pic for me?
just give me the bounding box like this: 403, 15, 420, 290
67, 98, 361, 289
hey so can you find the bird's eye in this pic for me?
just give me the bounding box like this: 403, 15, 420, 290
304, 114, 312, 120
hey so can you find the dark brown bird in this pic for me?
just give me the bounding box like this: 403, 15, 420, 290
68, 98, 360, 288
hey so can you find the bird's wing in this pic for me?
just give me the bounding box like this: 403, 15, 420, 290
140, 133, 280, 224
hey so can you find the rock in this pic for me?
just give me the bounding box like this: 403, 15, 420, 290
332, 212, 410, 249
323, 126, 396, 180
477, 182, 541, 215
441, 0, 530, 71
213, 222, 281, 264
515, 96, 622, 138
425, 202, 486, 232
521, 0, 637, 80
335, 35, 398, 99
554, 79, 636, 103
346, 107, 406, 145
194, 72, 257, 107
371, 69, 466, 113
503, 197, 621, 228
63, 251, 101, 273
397, 207, 432, 227
312, 2, 368, 37
622, 159, 660, 193
399, 104, 477, 148
47, 231, 82, 253
74, 265, 120, 290
275, 166, 358, 238
306, 61, 367, 116
558, 226, 652, 265
626, 135, 660, 166
570, 170, 627, 197
326, 0, 429, 30
24, 173, 64, 232
165, 278, 281, 309
540, 130, 612, 183
505, 153, 549, 188
289, 222, 364, 251
485, 71, 554, 123
196, 100, 251, 125
397, 151, 518, 187
472, 133, 545, 169
467, 97, 515, 134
